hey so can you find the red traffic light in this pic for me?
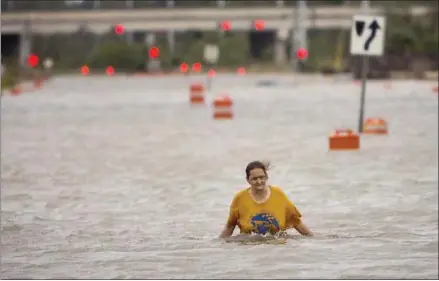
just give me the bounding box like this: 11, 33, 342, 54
80, 65, 90, 75
27, 54, 39, 68
106, 66, 115, 76
208, 69, 216, 78
237, 67, 247, 76
180, 63, 189, 73
114, 24, 125, 35
296, 48, 308, 60
254, 20, 265, 31
192, 62, 202, 72
149, 46, 160, 59
221, 20, 231, 31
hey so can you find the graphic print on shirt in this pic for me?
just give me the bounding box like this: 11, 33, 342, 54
250, 213, 280, 235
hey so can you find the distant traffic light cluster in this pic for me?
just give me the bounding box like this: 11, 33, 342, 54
218, 20, 266, 31
25, 21, 307, 73
112, 20, 268, 34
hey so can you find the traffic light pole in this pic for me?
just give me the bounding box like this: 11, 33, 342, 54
291, 3, 298, 74
166, 0, 176, 56
291, 1, 307, 75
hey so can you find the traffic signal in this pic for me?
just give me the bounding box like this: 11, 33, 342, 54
27, 54, 39, 68
221, 20, 231, 31
208, 69, 216, 78
149, 46, 160, 59
237, 67, 246, 76
296, 48, 309, 60
192, 62, 202, 72
106, 66, 115, 76
254, 20, 265, 31
114, 24, 125, 35
80, 65, 90, 75
180, 63, 189, 73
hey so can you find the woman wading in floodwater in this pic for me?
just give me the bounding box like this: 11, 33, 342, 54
219, 161, 313, 238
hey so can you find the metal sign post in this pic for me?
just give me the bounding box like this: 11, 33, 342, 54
204, 44, 219, 92
349, 1, 386, 133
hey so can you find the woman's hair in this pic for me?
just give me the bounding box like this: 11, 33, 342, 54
245, 160, 271, 179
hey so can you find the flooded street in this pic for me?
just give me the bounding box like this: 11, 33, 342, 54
1, 75, 438, 279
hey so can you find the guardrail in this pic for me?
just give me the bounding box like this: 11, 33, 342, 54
1, 1, 432, 34
1, 0, 433, 12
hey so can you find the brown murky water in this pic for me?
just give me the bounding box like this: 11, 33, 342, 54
1, 75, 438, 279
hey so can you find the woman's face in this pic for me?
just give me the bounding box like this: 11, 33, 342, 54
247, 168, 267, 191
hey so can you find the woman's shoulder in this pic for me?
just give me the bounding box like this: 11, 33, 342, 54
229, 187, 250, 204
269, 185, 284, 193
270, 185, 289, 197
235, 187, 251, 197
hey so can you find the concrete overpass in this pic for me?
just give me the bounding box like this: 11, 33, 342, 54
0, 5, 429, 34
0, 5, 430, 68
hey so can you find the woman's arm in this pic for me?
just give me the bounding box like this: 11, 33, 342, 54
219, 223, 236, 238
294, 222, 313, 236
283, 191, 313, 237
220, 193, 239, 238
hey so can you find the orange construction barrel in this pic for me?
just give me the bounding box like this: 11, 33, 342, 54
213, 95, 233, 119
189, 83, 205, 104
329, 129, 360, 151
363, 118, 388, 135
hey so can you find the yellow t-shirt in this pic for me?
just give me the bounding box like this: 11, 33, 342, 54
226, 186, 302, 235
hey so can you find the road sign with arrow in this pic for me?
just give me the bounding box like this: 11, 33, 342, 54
349, 13, 387, 134
350, 15, 386, 56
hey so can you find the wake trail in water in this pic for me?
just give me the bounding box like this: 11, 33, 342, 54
181, 232, 387, 245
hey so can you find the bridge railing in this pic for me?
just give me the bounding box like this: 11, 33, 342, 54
2, 0, 435, 12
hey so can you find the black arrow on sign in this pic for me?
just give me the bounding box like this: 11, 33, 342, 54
355, 20, 365, 36
364, 20, 380, 51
